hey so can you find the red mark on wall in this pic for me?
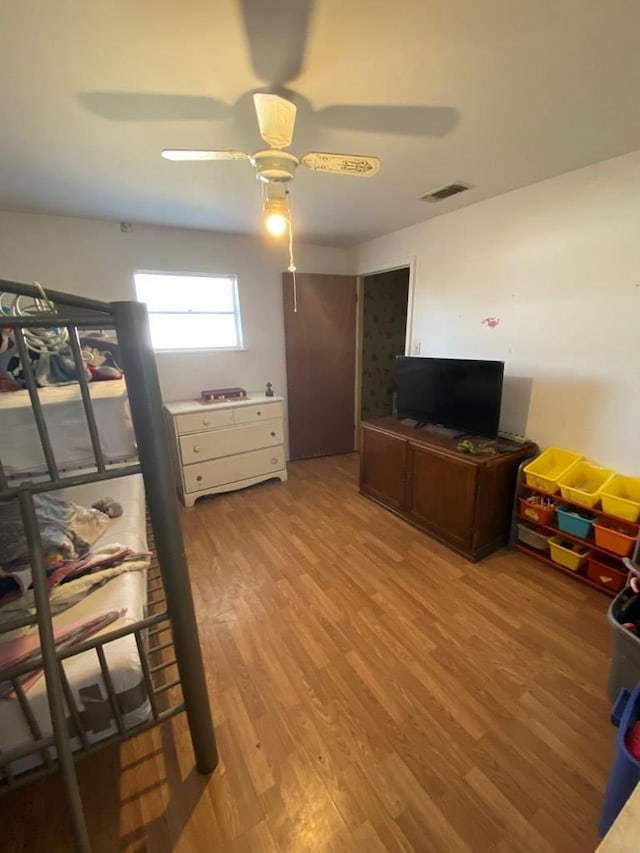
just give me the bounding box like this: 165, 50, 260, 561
481, 316, 500, 328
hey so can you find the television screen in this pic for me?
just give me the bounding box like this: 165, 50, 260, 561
395, 356, 504, 437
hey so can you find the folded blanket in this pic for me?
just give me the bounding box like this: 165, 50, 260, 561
0, 492, 150, 626
0, 608, 126, 699
0, 544, 149, 627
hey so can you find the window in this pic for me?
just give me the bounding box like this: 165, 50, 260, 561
133, 272, 244, 351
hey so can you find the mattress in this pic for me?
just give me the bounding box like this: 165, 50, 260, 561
0, 474, 151, 777
0, 381, 137, 478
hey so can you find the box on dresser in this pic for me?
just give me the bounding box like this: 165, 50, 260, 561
164, 393, 287, 507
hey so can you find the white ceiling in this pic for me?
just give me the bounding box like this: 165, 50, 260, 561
2, 0, 640, 248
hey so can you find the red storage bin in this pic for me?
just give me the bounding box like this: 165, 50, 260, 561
587, 554, 628, 594
518, 495, 558, 526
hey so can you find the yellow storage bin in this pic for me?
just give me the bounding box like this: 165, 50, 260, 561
598, 475, 640, 522
523, 447, 583, 494
548, 535, 591, 572
558, 461, 616, 508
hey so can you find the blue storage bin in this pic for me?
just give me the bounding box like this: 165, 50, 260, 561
599, 681, 640, 837
555, 504, 595, 539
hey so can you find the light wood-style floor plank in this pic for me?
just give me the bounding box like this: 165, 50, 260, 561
2, 453, 616, 851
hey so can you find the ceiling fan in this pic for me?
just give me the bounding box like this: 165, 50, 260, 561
161, 91, 381, 242
161, 92, 380, 183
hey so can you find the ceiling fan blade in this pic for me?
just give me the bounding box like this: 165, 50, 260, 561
78, 92, 232, 122
240, 0, 314, 87
300, 152, 380, 177
316, 104, 458, 138
253, 94, 297, 149
161, 149, 249, 161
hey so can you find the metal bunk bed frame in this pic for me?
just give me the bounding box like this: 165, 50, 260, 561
0, 279, 218, 851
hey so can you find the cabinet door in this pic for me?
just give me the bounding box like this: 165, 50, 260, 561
407, 445, 476, 550
359, 427, 407, 510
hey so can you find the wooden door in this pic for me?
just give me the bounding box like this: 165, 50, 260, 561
283, 272, 357, 460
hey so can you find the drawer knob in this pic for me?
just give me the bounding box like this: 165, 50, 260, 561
193, 446, 201, 454
257, 410, 262, 416
202, 418, 210, 426
196, 475, 203, 482
270, 431, 276, 437
271, 457, 278, 464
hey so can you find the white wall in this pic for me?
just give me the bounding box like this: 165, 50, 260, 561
355, 150, 640, 475
0, 211, 353, 403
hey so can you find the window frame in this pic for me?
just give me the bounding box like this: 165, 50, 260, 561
133, 270, 245, 353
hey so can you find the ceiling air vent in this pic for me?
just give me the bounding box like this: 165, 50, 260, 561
420, 182, 470, 202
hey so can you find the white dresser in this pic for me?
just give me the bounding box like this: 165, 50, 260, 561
163, 394, 287, 507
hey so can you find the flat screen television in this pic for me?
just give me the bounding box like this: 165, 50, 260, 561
395, 356, 505, 438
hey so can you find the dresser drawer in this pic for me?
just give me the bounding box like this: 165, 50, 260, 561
175, 408, 233, 435
184, 446, 285, 493
179, 420, 283, 465
233, 401, 283, 424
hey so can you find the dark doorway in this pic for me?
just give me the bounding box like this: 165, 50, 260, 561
360, 268, 410, 421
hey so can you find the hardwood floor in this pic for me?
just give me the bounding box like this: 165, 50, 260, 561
3, 454, 617, 851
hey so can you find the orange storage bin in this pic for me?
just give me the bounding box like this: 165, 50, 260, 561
593, 518, 637, 557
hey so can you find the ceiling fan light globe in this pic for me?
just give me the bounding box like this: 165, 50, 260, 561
264, 196, 290, 237
265, 212, 288, 237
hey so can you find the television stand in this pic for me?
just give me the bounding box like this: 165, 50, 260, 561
359, 417, 536, 561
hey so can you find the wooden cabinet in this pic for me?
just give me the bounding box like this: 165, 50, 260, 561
359, 417, 535, 561
164, 394, 288, 507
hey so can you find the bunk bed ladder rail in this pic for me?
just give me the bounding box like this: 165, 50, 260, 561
112, 300, 219, 775
19, 490, 92, 853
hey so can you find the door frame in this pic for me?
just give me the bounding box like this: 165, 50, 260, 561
354, 256, 417, 448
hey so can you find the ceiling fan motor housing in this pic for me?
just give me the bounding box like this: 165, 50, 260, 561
251, 150, 299, 183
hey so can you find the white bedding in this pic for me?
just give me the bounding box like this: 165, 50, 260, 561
0, 382, 137, 478
0, 474, 151, 776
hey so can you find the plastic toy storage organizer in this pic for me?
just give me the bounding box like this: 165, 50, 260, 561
513, 448, 640, 596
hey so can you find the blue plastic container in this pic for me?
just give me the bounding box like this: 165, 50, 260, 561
555, 504, 595, 539
599, 681, 640, 836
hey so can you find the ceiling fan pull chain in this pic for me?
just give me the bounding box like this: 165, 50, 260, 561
286, 189, 298, 313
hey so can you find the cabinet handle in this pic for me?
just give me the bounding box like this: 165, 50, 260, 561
271, 457, 278, 464
196, 475, 203, 482
202, 418, 210, 426
270, 431, 276, 437
256, 410, 262, 416
193, 446, 201, 454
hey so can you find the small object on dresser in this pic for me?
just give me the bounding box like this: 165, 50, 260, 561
198, 387, 247, 403
265, 381, 274, 397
